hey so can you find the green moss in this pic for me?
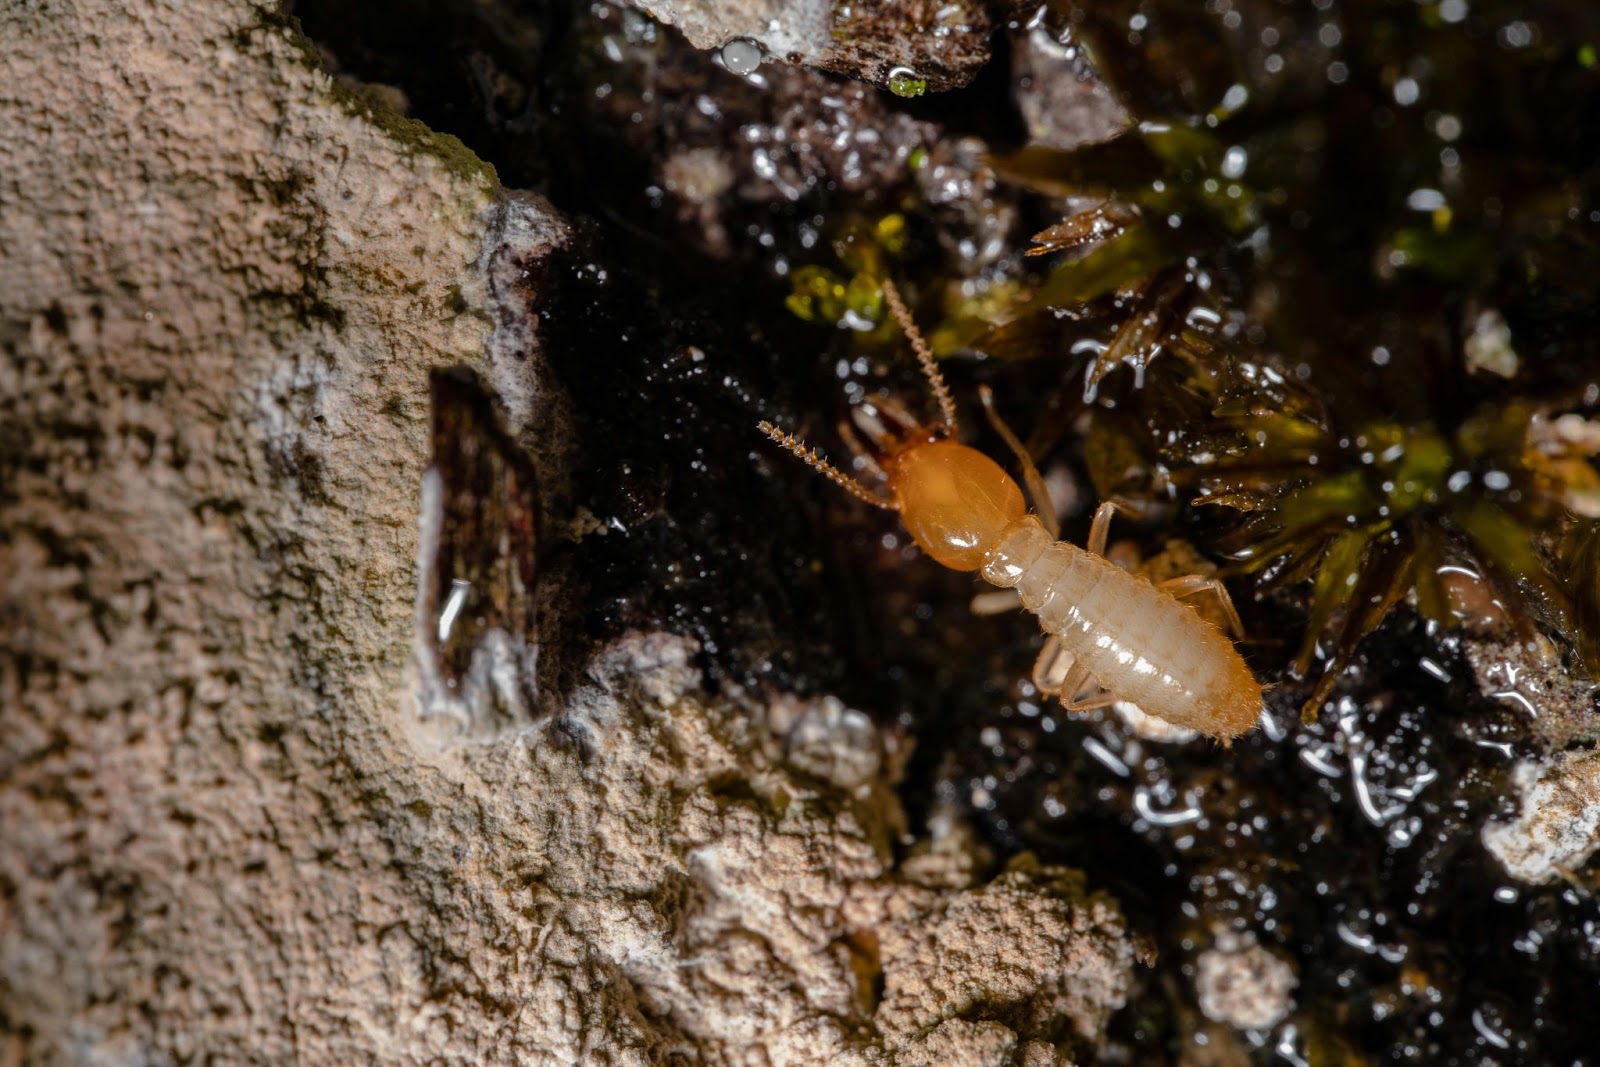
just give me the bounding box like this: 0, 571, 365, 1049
969, 0, 1600, 713
251, 7, 500, 193
768, 0, 1600, 716
1184, 389, 1597, 713
782, 214, 908, 335
887, 71, 927, 98
340, 94, 501, 193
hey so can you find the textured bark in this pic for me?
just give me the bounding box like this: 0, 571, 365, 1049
0, 3, 1133, 1064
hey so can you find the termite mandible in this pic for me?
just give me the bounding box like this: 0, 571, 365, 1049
759, 280, 1264, 741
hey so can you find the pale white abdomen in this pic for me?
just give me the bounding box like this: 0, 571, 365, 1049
981, 515, 1261, 738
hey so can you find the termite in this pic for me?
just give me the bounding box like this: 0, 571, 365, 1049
759, 281, 1263, 741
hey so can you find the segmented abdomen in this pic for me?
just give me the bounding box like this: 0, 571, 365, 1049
981, 515, 1261, 738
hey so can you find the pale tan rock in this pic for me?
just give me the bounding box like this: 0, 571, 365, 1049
1193, 935, 1296, 1032
1013, 24, 1130, 151
863, 856, 1134, 1056
1461, 635, 1600, 750
0, 3, 1132, 1064
627, 0, 990, 93
1482, 748, 1600, 885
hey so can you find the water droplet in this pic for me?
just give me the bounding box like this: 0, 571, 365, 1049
719, 37, 764, 76
1082, 735, 1130, 777
1406, 187, 1448, 212
1386, 815, 1421, 849
1417, 657, 1452, 683
1133, 784, 1203, 826
437, 578, 472, 643
1471, 1007, 1513, 1050
886, 66, 927, 98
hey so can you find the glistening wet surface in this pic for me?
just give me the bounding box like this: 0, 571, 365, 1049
295, 1, 1600, 1060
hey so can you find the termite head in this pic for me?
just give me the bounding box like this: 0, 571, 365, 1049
882, 438, 1026, 571
761, 281, 1028, 572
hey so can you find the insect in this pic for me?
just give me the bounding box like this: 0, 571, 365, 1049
759, 281, 1264, 740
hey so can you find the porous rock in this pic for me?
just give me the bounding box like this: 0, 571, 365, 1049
627, 0, 990, 93
1461, 635, 1600, 750
0, 2, 1133, 1064
861, 856, 1135, 1053
1482, 748, 1600, 885
1012, 24, 1130, 151
586, 20, 932, 257
1192, 935, 1296, 1032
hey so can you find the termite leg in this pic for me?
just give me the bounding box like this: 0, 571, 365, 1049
1063, 687, 1119, 712
1157, 574, 1247, 639
1032, 634, 1070, 695
1086, 500, 1134, 558
836, 418, 886, 481
1034, 631, 1117, 711
1050, 652, 1117, 711
1055, 659, 1092, 707
971, 588, 1024, 616
978, 384, 1060, 540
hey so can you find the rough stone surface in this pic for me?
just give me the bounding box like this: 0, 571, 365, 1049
0, 2, 1134, 1064
586, 24, 932, 258
627, 0, 990, 93
1012, 25, 1130, 151
1482, 748, 1600, 885
1461, 635, 1600, 750
864, 857, 1135, 1051
1192, 935, 1296, 1032
1196, 934, 1292, 1036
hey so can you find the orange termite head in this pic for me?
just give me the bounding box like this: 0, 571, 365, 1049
760, 279, 1029, 572
882, 438, 1026, 571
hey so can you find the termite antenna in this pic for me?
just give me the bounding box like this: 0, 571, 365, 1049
881, 278, 958, 436
758, 420, 898, 509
